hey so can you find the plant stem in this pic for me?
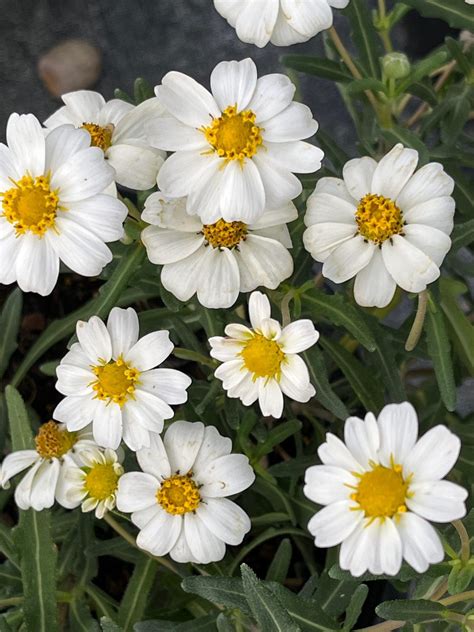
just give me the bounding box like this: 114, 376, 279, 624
405, 60, 456, 127
377, 0, 393, 52
355, 620, 405, 632
453, 519, 471, 563
280, 290, 295, 327
405, 290, 429, 351
440, 590, 474, 607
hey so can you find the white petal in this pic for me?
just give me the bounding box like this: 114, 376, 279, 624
236, 235, 293, 293
92, 404, 122, 449
378, 518, 403, 576
146, 116, 207, 152
136, 432, 171, 480
253, 153, 302, 209
131, 504, 161, 529
30, 460, 61, 511
234, 1, 279, 48
339, 520, 378, 577
51, 147, 114, 202
353, 248, 397, 308
250, 201, 297, 229
262, 102, 317, 142
169, 527, 198, 563
371, 144, 419, 200
0, 451, 38, 487
107, 307, 139, 359
342, 156, 378, 201
158, 150, 221, 199
377, 402, 418, 467
404, 425, 461, 482
14, 459, 42, 510
197, 497, 250, 545
125, 389, 172, 431
183, 512, 226, 563
314, 176, 355, 204
304, 464, 356, 505
305, 191, 356, 227
248, 290, 271, 329
270, 7, 310, 45
116, 472, 159, 512
136, 508, 182, 556
303, 222, 356, 262
219, 159, 265, 224
307, 501, 362, 547
0, 143, 20, 191
280, 356, 315, 403
215, 359, 248, 390
403, 224, 451, 267
381, 235, 439, 293
164, 421, 205, 474
198, 453, 255, 497
344, 413, 380, 470
396, 512, 444, 573
141, 192, 201, 231
318, 433, 363, 472
45, 125, 91, 173
107, 143, 163, 191
66, 194, 127, 242
76, 315, 112, 363
196, 247, 240, 309
157, 71, 220, 127
249, 73, 295, 122
43, 105, 77, 129
15, 234, 59, 296
280, 320, 319, 354
207, 337, 243, 362
139, 368, 191, 405
160, 247, 204, 302
61, 90, 106, 121
396, 162, 454, 210
323, 236, 375, 283
258, 379, 284, 418
265, 140, 323, 174
142, 224, 203, 265
53, 395, 98, 430
223, 323, 253, 340
193, 426, 232, 475
99, 98, 134, 127
6, 113, 45, 176
281, 0, 333, 37
0, 231, 19, 285
210, 58, 257, 112
407, 481, 467, 522
113, 97, 165, 142
122, 415, 153, 452
55, 365, 93, 396
125, 331, 173, 371
403, 197, 455, 235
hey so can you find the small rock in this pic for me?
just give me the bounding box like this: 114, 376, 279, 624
38, 39, 102, 97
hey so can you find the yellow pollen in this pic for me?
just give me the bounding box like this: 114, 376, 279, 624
157, 474, 201, 515
1, 174, 60, 237
91, 357, 140, 406
35, 421, 77, 459
202, 105, 263, 162
352, 464, 408, 518
81, 122, 114, 152
84, 463, 119, 500
241, 333, 285, 380
355, 193, 404, 245
202, 219, 247, 249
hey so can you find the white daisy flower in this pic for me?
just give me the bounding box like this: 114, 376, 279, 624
53, 307, 192, 451
148, 58, 323, 224
141, 192, 297, 308
116, 421, 255, 563
44, 90, 166, 190
209, 291, 319, 418
214, 0, 350, 48
304, 402, 468, 577
0, 113, 127, 296
303, 143, 455, 308
0, 421, 94, 511
59, 446, 124, 519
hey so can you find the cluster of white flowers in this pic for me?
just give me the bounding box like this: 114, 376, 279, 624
0, 0, 467, 576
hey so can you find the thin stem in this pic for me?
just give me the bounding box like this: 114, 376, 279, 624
355, 620, 405, 632
440, 590, 474, 607
103, 513, 183, 576
280, 290, 295, 327
405, 290, 429, 352
453, 519, 471, 563
429, 578, 449, 602
405, 60, 456, 127
377, 0, 393, 52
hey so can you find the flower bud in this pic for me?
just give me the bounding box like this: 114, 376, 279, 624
382, 53, 411, 80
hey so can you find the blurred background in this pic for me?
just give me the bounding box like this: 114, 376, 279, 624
0, 0, 454, 148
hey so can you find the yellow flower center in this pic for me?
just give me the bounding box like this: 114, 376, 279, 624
351, 464, 408, 518
241, 333, 285, 380
355, 194, 404, 245
157, 474, 201, 515
84, 463, 120, 500
1, 174, 59, 237
202, 219, 248, 249
81, 122, 114, 152
91, 357, 140, 406
202, 106, 263, 162
35, 421, 78, 459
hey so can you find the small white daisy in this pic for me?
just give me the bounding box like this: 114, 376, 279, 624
148, 58, 323, 224
59, 446, 124, 519
0, 421, 94, 511
116, 421, 255, 563
44, 90, 166, 190
0, 113, 127, 296
54, 307, 192, 451
209, 291, 319, 418
141, 192, 296, 308
214, 0, 350, 48
303, 144, 455, 307
304, 402, 468, 577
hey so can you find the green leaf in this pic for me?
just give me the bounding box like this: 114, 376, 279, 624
241, 564, 300, 632
100, 618, 123, 632
345, 78, 386, 96
343, 584, 368, 630
303, 347, 348, 420
343, 0, 383, 78
447, 563, 473, 595
440, 278, 474, 375
265, 539, 292, 583
366, 321, 406, 402
450, 219, 474, 252
302, 289, 376, 351
118, 557, 157, 631
376, 599, 448, 623
181, 576, 250, 615
313, 571, 357, 618
69, 600, 101, 632
6, 387, 58, 632
254, 420, 302, 459
445, 37, 472, 78
440, 84, 473, 145
0, 289, 22, 380
267, 582, 339, 632
321, 338, 384, 413
133, 77, 154, 104
425, 294, 456, 411
134, 616, 217, 631
0, 523, 20, 568
402, 0, 474, 31
282, 55, 352, 83
396, 50, 449, 95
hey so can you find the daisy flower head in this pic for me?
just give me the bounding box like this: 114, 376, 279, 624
54, 307, 192, 452
0, 113, 127, 296
148, 58, 323, 224
214, 0, 351, 48
141, 192, 297, 308
116, 421, 255, 563
303, 143, 455, 307
44, 90, 166, 190
0, 421, 94, 511
59, 446, 124, 519
209, 291, 319, 418
304, 402, 468, 577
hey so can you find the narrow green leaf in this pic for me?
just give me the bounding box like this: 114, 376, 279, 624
345, 78, 386, 96
343, 584, 368, 630
440, 278, 474, 374
282, 55, 352, 83
0, 289, 22, 380
267, 582, 339, 632
133, 77, 154, 104
255, 421, 302, 458
135, 616, 217, 631
265, 539, 292, 583
118, 557, 157, 631
0, 522, 20, 568
447, 564, 473, 596
425, 295, 456, 411
302, 289, 376, 351
366, 322, 406, 402
303, 347, 348, 420
402, 0, 474, 31
313, 571, 357, 618
450, 219, 474, 252
343, 0, 383, 78
376, 599, 448, 623
69, 600, 101, 632
241, 564, 300, 632
181, 576, 250, 614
